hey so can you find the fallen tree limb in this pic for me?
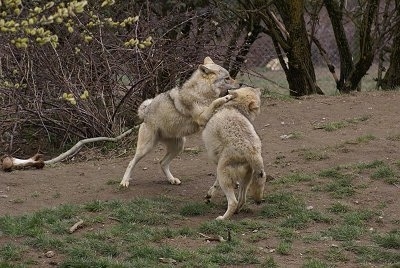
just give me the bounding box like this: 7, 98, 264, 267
1, 153, 45, 172
45, 126, 137, 165
1, 126, 139, 171
69, 219, 84, 233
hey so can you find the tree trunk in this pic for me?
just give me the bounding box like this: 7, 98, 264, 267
274, 0, 323, 96
381, 0, 400, 90
324, 0, 354, 91
324, 0, 379, 93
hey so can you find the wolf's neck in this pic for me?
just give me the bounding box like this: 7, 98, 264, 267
224, 105, 254, 122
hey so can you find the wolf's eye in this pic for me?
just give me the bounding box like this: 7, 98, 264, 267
224, 77, 230, 82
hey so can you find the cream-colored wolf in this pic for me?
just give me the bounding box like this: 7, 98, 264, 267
120, 57, 239, 187
203, 87, 266, 220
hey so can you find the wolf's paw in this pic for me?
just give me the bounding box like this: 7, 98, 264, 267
224, 94, 235, 102
169, 177, 181, 185
216, 216, 225, 221
119, 179, 130, 188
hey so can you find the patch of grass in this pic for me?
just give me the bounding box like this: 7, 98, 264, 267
262, 256, 278, 267
325, 247, 349, 262
276, 241, 292, 255
84, 200, 105, 212
374, 230, 400, 249
371, 165, 396, 179
343, 209, 375, 226
26, 234, 65, 251
302, 258, 333, 268
345, 134, 377, 144
180, 202, 212, 216
261, 192, 304, 219
277, 227, 297, 242
344, 242, 400, 264
0, 244, 22, 261
31, 191, 39, 198
318, 169, 356, 198
316, 121, 348, 131
323, 224, 364, 241
262, 192, 331, 229
105, 179, 120, 185
327, 202, 351, 214
299, 149, 329, 161
315, 116, 371, 132
356, 160, 385, 170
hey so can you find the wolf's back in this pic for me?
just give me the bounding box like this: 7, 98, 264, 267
137, 98, 153, 120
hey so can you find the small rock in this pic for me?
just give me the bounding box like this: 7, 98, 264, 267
306, 205, 314, 210
269, 249, 276, 253
0, 194, 8, 198
280, 134, 294, 140
142, 167, 148, 170
331, 244, 339, 248
44, 251, 55, 258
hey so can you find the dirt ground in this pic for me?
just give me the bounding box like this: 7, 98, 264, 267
1, 91, 399, 266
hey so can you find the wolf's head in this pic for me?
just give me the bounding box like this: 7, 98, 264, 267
226, 87, 262, 121
191, 57, 239, 98
249, 170, 266, 204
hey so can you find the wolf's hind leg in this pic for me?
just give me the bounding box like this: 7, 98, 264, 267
160, 137, 185, 185
120, 123, 158, 187
237, 168, 252, 212
216, 160, 238, 220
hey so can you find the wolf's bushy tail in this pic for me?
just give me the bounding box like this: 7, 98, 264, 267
137, 99, 153, 120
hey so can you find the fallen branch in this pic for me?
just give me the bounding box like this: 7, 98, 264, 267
45, 127, 137, 165
1, 153, 45, 172
1, 126, 139, 172
198, 232, 226, 242
69, 219, 84, 233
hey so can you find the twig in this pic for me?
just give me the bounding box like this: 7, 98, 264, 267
69, 219, 84, 233
198, 232, 226, 242
108, 216, 122, 222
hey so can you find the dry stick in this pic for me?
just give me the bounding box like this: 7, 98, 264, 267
198, 232, 226, 242
44, 126, 138, 165
69, 219, 84, 233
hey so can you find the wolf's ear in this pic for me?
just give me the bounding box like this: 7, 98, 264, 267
199, 64, 215, 75
248, 100, 260, 111
203, 57, 214, 65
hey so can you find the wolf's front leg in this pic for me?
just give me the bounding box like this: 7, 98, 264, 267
196, 94, 236, 127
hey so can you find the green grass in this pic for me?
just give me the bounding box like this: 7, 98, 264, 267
374, 230, 400, 249
345, 134, 377, 144
0, 160, 399, 267
299, 149, 329, 161
314, 116, 371, 132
